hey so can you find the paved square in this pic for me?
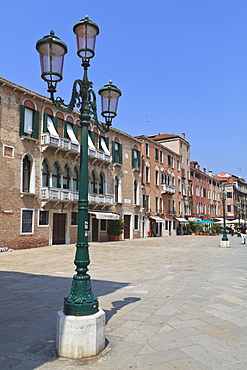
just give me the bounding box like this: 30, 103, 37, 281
0, 235, 246, 369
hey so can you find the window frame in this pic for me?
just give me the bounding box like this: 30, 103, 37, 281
21, 209, 34, 235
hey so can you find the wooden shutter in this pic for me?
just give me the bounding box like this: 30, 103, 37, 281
19, 105, 25, 136
119, 144, 122, 164
32, 110, 39, 139
43, 113, 48, 133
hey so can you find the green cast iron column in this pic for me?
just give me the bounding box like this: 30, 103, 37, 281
63, 90, 98, 316
222, 196, 228, 242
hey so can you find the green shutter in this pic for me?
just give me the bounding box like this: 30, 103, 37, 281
89, 130, 95, 143
137, 150, 140, 169
19, 105, 25, 136
105, 137, 109, 149
112, 141, 115, 163
119, 143, 122, 164
73, 123, 78, 138
32, 110, 39, 140
43, 113, 48, 133
53, 116, 58, 130
132, 149, 135, 169
64, 120, 67, 138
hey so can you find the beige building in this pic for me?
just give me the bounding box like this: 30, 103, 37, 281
0, 77, 142, 249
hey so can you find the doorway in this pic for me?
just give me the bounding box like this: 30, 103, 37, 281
124, 215, 131, 239
53, 214, 66, 244
92, 218, 99, 242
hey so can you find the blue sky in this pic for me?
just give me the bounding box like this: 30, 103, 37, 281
1, 0, 247, 180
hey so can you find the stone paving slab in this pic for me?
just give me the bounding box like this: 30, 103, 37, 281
0, 235, 246, 369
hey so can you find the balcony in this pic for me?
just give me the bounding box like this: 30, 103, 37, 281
161, 184, 175, 195
41, 187, 79, 202
41, 133, 80, 153
88, 193, 113, 205
41, 133, 111, 163
41, 187, 113, 206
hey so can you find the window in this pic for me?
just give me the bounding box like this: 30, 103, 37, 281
142, 193, 146, 208
21, 209, 34, 234
114, 176, 119, 202
64, 122, 78, 143
227, 192, 232, 198
160, 151, 163, 163
22, 155, 31, 192
39, 211, 49, 226
155, 197, 159, 213
43, 113, 59, 137
42, 160, 49, 187
167, 155, 174, 168
155, 169, 159, 185
145, 143, 149, 157
99, 174, 104, 195
90, 171, 97, 193
178, 179, 181, 192
71, 212, 78, 225
133, 180, 138, 204
132, 149, 140, 169
134, 215, 139, 230
160, 198, 163, 213
146, 165, 150, 182
63, 165, 70, 189
155, 148, 159, 161
19, 105, 39, 139
52, 163, 60, 188
3, 145, 14, 158
146, 194, 150, 212
101, 219, 107, 231
112, 141, 122, 164
72, 168, 79, 191
177, 160, 181, 171
227, 205, 232, 212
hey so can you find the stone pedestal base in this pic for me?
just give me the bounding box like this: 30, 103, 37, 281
56, 308, 105, 359
220, 240, 230, 248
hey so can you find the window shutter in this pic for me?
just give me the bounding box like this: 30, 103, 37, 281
105, 137, 109, 149
99, 135, 103, 151
19, 105, 25, 136
32, 110, 39, 139
89, 131, 95, 143
137, 150, 140, 169
132, 149, 134, 169
63, 120, 67, 138
53, 116, 58, 130
112, 141, 115, 163
73, 123, 78, 138
43, 113, 48, 133
119, 143, 122, 164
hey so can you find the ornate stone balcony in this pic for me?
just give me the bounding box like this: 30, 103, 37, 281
161, 184, 175, 195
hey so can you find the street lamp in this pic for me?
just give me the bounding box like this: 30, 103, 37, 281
36, 16, 121, 357
220, 184, 230, 247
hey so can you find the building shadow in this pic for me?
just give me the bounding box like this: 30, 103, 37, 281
0, 270, 138, 369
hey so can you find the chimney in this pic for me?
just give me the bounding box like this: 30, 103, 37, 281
181, 133, 185, 140
203, 168, 206, 174
208, 171, 213, 177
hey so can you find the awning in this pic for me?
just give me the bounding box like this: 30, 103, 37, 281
150, 216, 164, 223
174, 217, 189, 224
89, 211, 119, 220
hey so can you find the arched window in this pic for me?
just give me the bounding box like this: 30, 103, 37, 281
99, 173, 104, 194
72, 168, 79, 191
52, 163, 60, 188
133, 180, 138, 204
114, 176, 119, 202
90, 171, 97, 193
23, 155, 31, 192
42, 159, 49, 187
63, 165, 70, 189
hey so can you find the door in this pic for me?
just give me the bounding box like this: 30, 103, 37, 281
53, 214, 66, 244
92, 218, 99, 242
124, 215, 131, 239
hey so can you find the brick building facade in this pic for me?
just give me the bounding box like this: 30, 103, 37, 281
0, 78, 142, 249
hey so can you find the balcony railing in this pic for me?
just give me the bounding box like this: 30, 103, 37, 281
88, 193, 113, 205
41, 133, 80, 153
41, 187, 79, 202
161, 184, 175, 194
42, 133, 111, 163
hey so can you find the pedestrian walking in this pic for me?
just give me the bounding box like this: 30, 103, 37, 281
240, 223, 246, 244
231, 225, 235, 236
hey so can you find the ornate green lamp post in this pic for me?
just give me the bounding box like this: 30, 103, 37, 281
220, 184, 230, 247
36, 16, 121, 317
